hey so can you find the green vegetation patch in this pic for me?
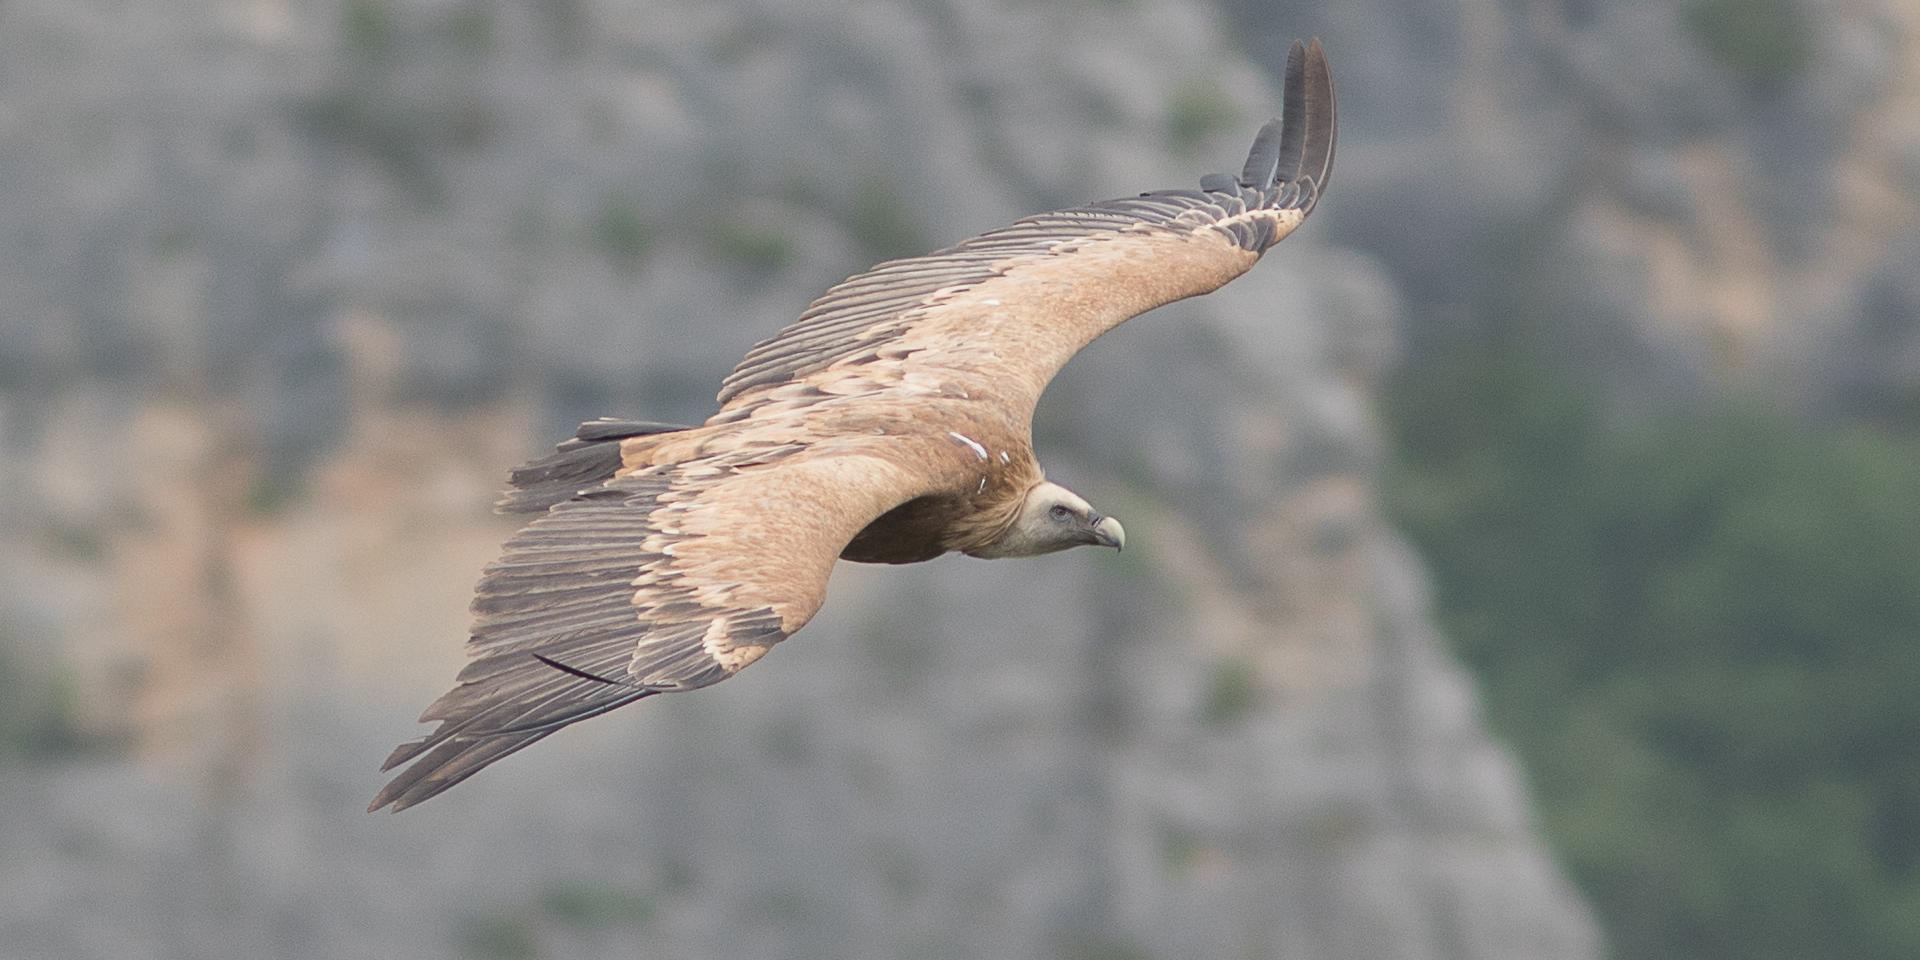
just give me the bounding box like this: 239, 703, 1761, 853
1385, 346, 1920, 960
595, 197, 654, 267
296, 92, 459, 204
844, 178, 926, 263
247, 467, 310, 517
0, 646, 98, 760
1199, 655, 1260, 728
539, 883, 652, 927
1166, 84, 1239, 154
1158, 824, 1208, 873
36, 519, 107, 563
342, 0, 395, 55
705, 220, 796, 275
1058, 938, 1151, 960
445, 7, 496, 54
456, 916, 537, 960
1683, 0, 1814, 91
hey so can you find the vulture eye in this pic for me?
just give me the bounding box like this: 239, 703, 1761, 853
1049, 504, 1074, 522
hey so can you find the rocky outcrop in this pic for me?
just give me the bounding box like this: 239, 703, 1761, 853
1227, 0, 1920, 410
0, 1, 1598, 957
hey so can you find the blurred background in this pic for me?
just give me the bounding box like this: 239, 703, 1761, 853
1, 0, 1915, 957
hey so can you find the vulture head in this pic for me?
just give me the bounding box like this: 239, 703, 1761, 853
967, 481, 1125, 558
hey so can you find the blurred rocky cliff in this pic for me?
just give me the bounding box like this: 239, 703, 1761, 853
1231, 0, 1920, 405
6, 0, 1825, 956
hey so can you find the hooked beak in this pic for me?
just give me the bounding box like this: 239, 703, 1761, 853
1090, 514, 1126, 551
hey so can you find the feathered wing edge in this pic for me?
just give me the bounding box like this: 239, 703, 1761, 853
714, 41, 1335, 410
370, 455, 793, 813
1237, 38, 1336, 208
372, 437, 949, 813
368, 691, 652, 813
367, 418, 697, 812
496, 418, 690, 514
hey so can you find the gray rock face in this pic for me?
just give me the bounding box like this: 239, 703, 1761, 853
1225, 0, 1920, 411
0, 1, 1597, 958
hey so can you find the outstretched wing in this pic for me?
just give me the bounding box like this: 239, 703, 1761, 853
716, 39, 1335, 419
370, 440, 939, 811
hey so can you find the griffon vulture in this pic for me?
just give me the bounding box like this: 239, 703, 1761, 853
371, 40, 1335, 811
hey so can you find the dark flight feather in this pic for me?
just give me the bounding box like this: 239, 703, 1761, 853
1295, 38, 1337, 207
1239, 118, 1284, 189
1273, 41, 1309, 190
498, 419, 689, 514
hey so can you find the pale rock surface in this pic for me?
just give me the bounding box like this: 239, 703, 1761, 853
0, 1, 1598, 958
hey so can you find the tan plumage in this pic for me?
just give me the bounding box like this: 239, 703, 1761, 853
370, 39, 1336, 811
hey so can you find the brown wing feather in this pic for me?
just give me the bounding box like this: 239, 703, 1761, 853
369, 439, 949, 811
716, 40, 1336, 419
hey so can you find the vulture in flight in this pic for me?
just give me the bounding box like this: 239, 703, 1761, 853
371, 40, 1335, 811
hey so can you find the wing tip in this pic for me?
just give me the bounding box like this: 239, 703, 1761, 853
368, 726, 559, 813
1297, 37, 1336, 210
369, 675, 665, 812
1256, 37, 1335, 211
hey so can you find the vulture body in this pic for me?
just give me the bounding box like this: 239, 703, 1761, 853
372, 40, 1336, 811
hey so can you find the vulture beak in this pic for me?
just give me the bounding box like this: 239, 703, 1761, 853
1090, 514, 1126, 551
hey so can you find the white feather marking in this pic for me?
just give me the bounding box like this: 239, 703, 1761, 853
998, 451, 1010, 464
981, 298, 1001, 306
947, 431, 989, 461
977, 477, 988, 494
703, 616, 769, 671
